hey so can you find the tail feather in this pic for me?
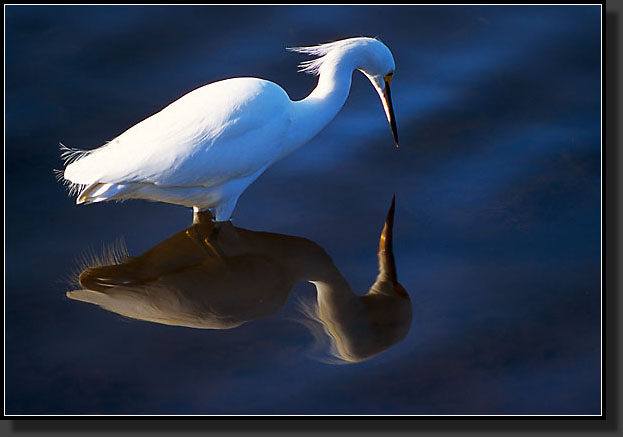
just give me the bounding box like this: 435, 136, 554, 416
55, 169, 88, 198
57, 142, 130, 204
56, 143, 93, 198
59, 142, 92, 166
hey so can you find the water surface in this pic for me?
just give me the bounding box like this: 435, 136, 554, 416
5, 5, 601, 415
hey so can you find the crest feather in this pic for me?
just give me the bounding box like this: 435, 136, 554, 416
287, 37, 379, 76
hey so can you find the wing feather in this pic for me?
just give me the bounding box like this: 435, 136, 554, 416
63, 78, 291, 190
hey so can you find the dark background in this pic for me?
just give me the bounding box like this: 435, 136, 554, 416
6, 5, 602, 416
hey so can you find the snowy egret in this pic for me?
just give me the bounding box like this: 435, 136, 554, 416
59, 37, 399, 222
68, 197, 411, 362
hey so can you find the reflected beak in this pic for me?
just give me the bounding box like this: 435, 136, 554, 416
381, 77, 399, 148
379, 195, 397, 284
378, 195, 408, 298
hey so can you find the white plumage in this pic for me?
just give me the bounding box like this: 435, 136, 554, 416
60, 37, 399, 221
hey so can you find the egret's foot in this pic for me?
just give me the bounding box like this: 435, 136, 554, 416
202, 236, 225, 259
203, 221, 230, 258
186, 221, 233, 259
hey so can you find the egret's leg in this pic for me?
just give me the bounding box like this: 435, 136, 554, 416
205, 194, 242, 257
202, 221, 225, 258
189, 192, 240, 256
187, 206, 221, 258
185, 224, 225, 259
193, 206, 215, 224
214, 196, 239, 223
189, 207, 236, 259
204, 219, 241, 257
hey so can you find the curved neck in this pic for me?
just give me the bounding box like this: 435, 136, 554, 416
289, 60, 355, 149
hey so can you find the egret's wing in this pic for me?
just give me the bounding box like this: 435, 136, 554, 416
64, 78, 292, 189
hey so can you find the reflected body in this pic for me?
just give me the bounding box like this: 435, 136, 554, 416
60, 37, 399, 221
69, 198, 411, 363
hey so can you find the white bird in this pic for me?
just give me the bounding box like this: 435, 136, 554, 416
59, 37, 399, 222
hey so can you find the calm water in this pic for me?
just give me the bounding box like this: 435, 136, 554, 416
5, 5, 601, 415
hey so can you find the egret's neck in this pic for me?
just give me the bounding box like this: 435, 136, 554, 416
290, 60, 354, 148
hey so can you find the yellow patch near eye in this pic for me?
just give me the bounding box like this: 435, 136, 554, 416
384, 72, 393, 85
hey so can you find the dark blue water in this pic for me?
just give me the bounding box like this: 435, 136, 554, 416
5, 5, 601, 415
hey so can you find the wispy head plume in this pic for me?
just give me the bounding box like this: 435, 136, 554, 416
287, 40, 342, 75
287, 37, 379, 76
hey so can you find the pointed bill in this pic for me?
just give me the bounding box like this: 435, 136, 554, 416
381, 75, 399, 148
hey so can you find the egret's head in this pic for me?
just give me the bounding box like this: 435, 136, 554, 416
355, 39, 399, 147
289, 37, 399, 147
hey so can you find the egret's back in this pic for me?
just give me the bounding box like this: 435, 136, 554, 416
63, 77, 292, 193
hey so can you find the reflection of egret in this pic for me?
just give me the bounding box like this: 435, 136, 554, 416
68, 197, 411, 362
306, 197, 411, 363
59, 37, 399, 222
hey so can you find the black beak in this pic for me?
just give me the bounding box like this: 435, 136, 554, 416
383, 79, 399, 148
